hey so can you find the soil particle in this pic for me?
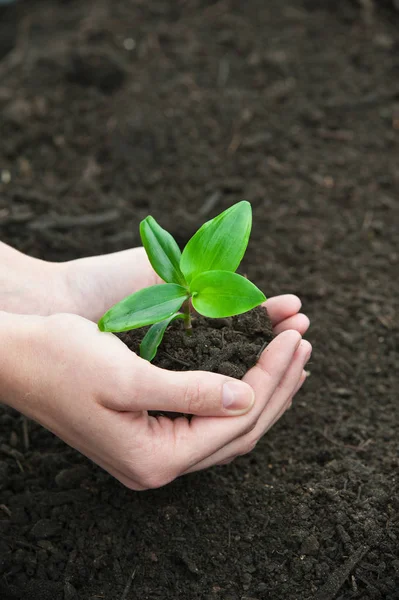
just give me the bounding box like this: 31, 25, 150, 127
54, 465, 90, 489
67, 48, 127, 93
300, 534, 320, 556
63, 581, 78, 600
30, 519, 62, 540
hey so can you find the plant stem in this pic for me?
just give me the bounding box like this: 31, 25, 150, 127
182, 299, 193, 336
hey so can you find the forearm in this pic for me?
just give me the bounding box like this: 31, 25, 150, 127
0, 242, 159, 320
0, 311, 42, 413
0, 242, 68, 316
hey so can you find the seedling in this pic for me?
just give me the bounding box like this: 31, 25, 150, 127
98, 201, 266, 361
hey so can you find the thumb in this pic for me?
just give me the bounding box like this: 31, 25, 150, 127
128, 360, 256, 417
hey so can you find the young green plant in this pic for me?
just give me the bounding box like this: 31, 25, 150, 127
98, 201, 266, 361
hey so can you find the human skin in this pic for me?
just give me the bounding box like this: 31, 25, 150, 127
0, 242, 311, 489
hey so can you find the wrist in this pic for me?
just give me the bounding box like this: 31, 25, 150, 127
61, 247, 159, 321
0, 244, 71, 316
0, 311, 43, 412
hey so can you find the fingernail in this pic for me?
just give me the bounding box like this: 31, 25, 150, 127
222, 381, 255, 414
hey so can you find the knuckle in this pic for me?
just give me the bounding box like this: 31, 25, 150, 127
114, 355, 143, 407
239, 436, 258, 456
183, 377, 205, 414
139, 469, 175, 490
241, 416, 258, 436
125, 447, 178, 490
117, 371, 138, 407
119, 478, 145, 492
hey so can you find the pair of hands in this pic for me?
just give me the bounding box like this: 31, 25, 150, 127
1, 247, 311, 490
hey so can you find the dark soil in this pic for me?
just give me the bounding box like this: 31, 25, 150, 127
1, 1, 399, 600
119, 306, 274, 379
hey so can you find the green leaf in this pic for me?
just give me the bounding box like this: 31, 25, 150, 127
140, 313, 184, 362
98, 284, 189, 333
190, 270, 266, 318
180, 201, 252, 284
140, 216, 186, 286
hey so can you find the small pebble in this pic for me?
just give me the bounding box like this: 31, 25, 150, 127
30, 518, 61, 539
300, 534, 320, 556
55, 465, 89, 489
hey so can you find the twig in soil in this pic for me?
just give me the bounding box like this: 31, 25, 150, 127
0, 444, 24, 469
358, 0, 374, 24
351, 575, 358, 594
0, 504, 12, 518
28, 209, 121, 230
227, 132, 241, 154
318, 429, 373, 452
0, 209, 35, 225
163, 352, 191, 368
313, 544, 370, 600
0, 16, 31, 79
120, 567, 136, 600
323, 90, 399, 111
217, 57, 230, 87
256, 341, 269, 361
221, 329, 226, 349
11, 187, 58, 206
317, 128, 354, 142
22, 417, 30, 451
15, 539, 41, 551
198, 191, 221, 217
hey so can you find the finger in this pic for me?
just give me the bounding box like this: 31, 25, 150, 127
168, 330, 301, 471
110, 356, 256, 417
257, 346, 310, 432
183, 339, 310, 474
273, 313, 310, 335
284, 369, 307, 412
264, 295, 302, 326
292, 369, 307, 397
245, 339, 311, 422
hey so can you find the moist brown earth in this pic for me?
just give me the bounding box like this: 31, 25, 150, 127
0, 1, 399, 599
119, 306, 274, 378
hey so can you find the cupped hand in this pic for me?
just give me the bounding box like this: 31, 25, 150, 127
3, 309, 310, 490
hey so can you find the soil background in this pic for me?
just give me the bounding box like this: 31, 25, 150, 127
1, 1, 399, 599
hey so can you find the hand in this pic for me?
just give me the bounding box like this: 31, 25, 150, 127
0, 243, 310, 337
1, 307, 310, 490
59, 249, 312, 477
